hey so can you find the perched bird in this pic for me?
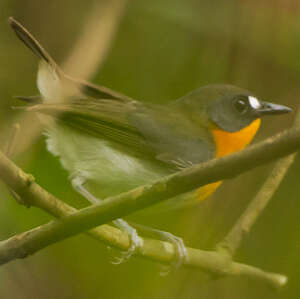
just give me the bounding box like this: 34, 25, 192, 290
9, 17, 292, 266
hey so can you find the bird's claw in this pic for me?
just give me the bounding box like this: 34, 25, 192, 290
159, 233, 187, 276
111, 219, 143, 265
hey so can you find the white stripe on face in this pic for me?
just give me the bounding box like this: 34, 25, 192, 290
248, 96, 261, 109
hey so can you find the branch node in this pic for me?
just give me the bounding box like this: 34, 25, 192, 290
25, 173, 35, 186
215, 243, 233, 258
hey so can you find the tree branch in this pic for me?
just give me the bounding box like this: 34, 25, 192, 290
0, 224, 286, 289
0, 124, 299, 287
0, 153, 287, 289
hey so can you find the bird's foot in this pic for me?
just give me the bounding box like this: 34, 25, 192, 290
158, 232, 187, 276
111, 218, 144, 264
124, 222, 188, 274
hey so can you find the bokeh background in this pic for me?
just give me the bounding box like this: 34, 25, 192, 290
0, 0, 300, 298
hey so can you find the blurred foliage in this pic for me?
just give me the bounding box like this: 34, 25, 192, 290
0, 0, 300, 298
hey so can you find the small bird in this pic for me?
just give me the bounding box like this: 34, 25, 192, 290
9, 17, 292, 266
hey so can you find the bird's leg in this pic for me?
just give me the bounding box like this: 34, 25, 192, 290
129, 222, 187, 275
71, 177, 143, 263
71, 176, 100, 204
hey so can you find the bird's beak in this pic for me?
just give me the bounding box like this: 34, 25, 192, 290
256, 101, 292, 116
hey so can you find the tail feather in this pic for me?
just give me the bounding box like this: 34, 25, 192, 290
9, 17, 135, 103
9, 17, 54, 65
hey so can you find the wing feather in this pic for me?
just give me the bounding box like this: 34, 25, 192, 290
28, 99, 215, 169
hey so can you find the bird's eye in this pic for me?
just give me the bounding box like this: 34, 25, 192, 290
233, 97, 249, 114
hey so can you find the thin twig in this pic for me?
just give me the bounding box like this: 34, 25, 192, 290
216, 110, 300, 256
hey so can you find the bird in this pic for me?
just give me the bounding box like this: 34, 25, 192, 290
9, 17, 292, 267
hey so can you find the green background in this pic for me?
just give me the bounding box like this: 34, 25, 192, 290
0, 0, 300, 298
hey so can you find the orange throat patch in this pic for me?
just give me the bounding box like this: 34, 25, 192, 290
195, 118, 261, 202
212, 118, 261, 158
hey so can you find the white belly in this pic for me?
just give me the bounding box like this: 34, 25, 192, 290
45, 124, 169, 197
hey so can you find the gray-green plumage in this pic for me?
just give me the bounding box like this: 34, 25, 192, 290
28, 94, 216, 198
30, 97, 216, 168
11, 17, 291, 201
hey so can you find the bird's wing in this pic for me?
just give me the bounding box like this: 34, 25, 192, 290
130, 104, 215, 166
27, 100, 215, 169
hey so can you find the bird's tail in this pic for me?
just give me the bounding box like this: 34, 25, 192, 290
9, 17, 55, 66
9, 17, 68, 102
9, 16, 134, 103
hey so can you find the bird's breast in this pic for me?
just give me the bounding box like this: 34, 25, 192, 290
211, 118, 261, 157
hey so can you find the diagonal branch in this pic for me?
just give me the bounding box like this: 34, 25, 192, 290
217, 110, 300, 256
216, 154, 297, 255
0, 124, 299, 287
